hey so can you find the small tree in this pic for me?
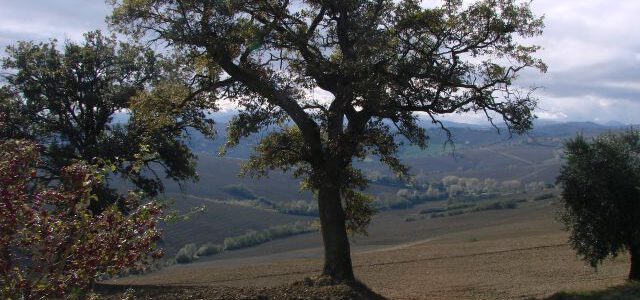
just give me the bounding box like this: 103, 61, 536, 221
557, 131, 640, 281
1, 31, 216, 212
110, 0, 545, 281
0, 138, 163, 299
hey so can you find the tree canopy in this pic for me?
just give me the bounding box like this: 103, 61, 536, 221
0, 31, 216, 211
109, 0, 545, 281
557, 131, 640, 280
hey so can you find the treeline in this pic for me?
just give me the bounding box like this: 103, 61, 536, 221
404, 199, 524, 221
222, 184, 259, 200
215, 177, 555, 219
405, 190, 558, 222
175, 222, 316, 264
374, 191, 447, 211
437, 176, 552, 198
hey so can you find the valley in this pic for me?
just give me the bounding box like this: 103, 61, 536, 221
103, 122, 633, 299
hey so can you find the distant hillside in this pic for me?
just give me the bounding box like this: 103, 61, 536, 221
167, 119, 630, 203
186, 118, 630, 159
153, 119, 631, 256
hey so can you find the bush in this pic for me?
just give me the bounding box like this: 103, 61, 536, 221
253, 197, 275, 208
273, 200, 319, 216
223, 222, 315, 251
0, 140, 163, 299
372, 190, 446, 212
222, 184, 258, 200
175, 243, 198, 264
419, 207, 447, 214
533, 193, 555, 201
196, 242, 224, 257
177, 222, 318, 265
430, 213, 447, 218
472, 200, 518, 212
404, 217, 417, 222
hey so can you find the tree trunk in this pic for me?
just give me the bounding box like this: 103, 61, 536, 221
630, 243, 640, 281
317, 177, 354, 282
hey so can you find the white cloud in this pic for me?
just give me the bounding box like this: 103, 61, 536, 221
601, 81, 640, 93
0, 0, 110, 51
536, 111, 568, 121
536, 93, 640, 124
537, 38, 620, 72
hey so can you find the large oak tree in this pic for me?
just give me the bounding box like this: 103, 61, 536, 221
110, 0, 545, 281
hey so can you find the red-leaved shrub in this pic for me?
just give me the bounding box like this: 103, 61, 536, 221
0, 138, 163, 299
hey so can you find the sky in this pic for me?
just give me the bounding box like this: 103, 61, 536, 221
1, 0, 639, 125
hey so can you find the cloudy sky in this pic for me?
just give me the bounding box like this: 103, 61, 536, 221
1, 0, 639, 125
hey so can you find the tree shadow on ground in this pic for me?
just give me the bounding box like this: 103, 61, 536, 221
543, 282, 640, 300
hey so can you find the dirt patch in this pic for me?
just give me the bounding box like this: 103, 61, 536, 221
105, 203, 631, 299
96, 277, 386, 300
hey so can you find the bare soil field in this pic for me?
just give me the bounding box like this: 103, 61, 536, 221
159, 195, 314, 255
107, 200, 631, 299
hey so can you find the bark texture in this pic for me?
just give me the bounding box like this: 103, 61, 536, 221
317, 176, 354, 282
630, 244, 640, 281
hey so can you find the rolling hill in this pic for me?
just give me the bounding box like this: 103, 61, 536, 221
152, 121, 631, 256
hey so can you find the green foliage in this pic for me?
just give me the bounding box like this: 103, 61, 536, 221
419, 207, 447, 214
418, 197, 520, 219
0, 31, 215, 211
375, 189, 446, 211
533, 193, 555, 201
557, 131, 640, 268
175, 243, 198, 264
223, 222, 316, 251
471, 199, 518, 211
177, 225, 322, 263
272, 200, 319, 216
196, 243, 225, 257
222, 184, 258, 200
377, 195, 412, 210
343, 190, 377, 235
447, 210, 465, 216
168, 206, 316, 263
